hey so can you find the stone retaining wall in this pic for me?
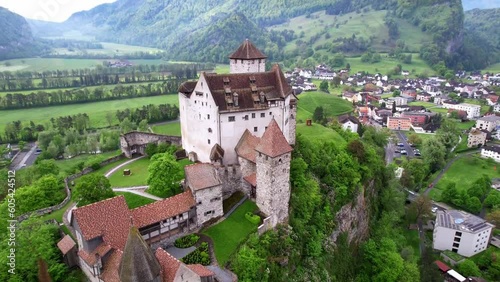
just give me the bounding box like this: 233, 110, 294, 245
17, 154, 125, 222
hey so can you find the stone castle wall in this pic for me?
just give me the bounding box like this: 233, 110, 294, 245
120, 131, 182, 158
215, 164, 249, 198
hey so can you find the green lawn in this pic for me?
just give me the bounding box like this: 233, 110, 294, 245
115, 192, 156, 209
108, 158, 151, 187
152, 122, 181, 136
345, 55, 435, 77
296, 91, 353, 122
214, 64, 230, 74
0, 94, 179, 132
484, 63, 500, 73
55, 150, 122, 173
408, 101, 435, 108
296, 123, 346, 145
203, 200, 259, 265
454, 120, 475, 131
430, 155, 500, 200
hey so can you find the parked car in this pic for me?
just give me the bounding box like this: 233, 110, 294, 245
397, 143, 404, 147
394, 150, 400, 153
401, 150, 407, 155
432, 207, 438, 213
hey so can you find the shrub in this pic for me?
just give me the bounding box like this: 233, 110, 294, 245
245, 212, 261, 224
181, 242, 210, 265
90, 162, 101, 171
174, 234, 200, 248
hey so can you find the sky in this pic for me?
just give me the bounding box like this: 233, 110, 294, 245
0, 0, 116, 22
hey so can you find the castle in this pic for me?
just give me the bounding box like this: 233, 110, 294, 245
67, 40, 296, 282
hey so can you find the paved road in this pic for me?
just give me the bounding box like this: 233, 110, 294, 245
113, 187, 162, 200
395, 131, 415, 158
104, 156, 145, 177
11, 142, 37, 170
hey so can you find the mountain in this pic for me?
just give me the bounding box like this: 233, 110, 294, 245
464, 8, 500, 50
462, 0, 500, 11
0, 7, 41, 60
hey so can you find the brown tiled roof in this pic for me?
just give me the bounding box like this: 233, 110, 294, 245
155, 248, 181, 282
78, 243, 113, 266
72, 196, 131, 250
235, 129, 261, 163
185, 163, 221, 191
338, 115, 359, 125
100, 250, 123, 282
229, 39, 267, 59
187, 264, 214, 277
255, 119, 293, 158
131, 190, 195, 228
203, 64, 292, 112
243, 173, 257, 187
178, 81, 197, 95
57, 235, 75, 255
210, 143, 225, 161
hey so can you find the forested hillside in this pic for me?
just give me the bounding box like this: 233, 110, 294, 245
464, 8, 500, 53
0, 8, 46, 60
462, 0, 500, 10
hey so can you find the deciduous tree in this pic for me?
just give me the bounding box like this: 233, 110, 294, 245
74, 174, 114, 207
147, 153, 183, 198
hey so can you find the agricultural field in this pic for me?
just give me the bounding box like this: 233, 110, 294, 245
0, 58, 170, 72
270, 9, 431, 54
152, 122, 181, 136
52, 42, 164, 56
296, 90, 353, 122
0, 94, 179, 132
430, 155, 500, 200
345, 55, 435, 76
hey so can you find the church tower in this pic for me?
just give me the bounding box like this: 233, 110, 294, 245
255, 119, 293, 227
229, 39, 267, 74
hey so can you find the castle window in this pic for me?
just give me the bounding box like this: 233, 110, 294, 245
197, 201, 202, 205
244, 115, 249, 120
207, 114, 210, 120
254, 127, 258, 132
205, 211, 213, 216
260, 113, 265, 118
208, 128, 212, 133
252, 113, 255, 118
279, 158, 282, 164
269, 112, 272, 116
208, 139, 211, 145
228, 116, 235, 122
199, 114, 201, 119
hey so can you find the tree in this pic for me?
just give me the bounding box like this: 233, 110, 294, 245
486, 209, 500, 226
409, 195, 433, 222
345, 63, 351, 70
137, 119, 149, 132
319, 80, 329, 92
120, 118, 134, 134
422, 137, 446, 172
145, 143, 158, 157
18, 140, 26, 151
484, 191, 500, 208
105, 111, 115, 127
74, 174, 114, 207
392, 101, 397, 114
457, 259, 481, 277
407, 134, 422, 146
147, 153, 183, 198
313, 106, 325, 123
332, 76, 341, 88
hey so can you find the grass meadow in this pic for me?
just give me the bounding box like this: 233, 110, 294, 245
296, 91, 353, 122
0, 94, 179, 132
296, 123, 347, 145
152, 122, 181, 136
203, 200, 259, 265
108, 157, 151, 187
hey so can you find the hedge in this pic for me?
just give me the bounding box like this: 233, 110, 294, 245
174, 234, 200, 248
181, 242, 210, 265
245, 212, 260, 225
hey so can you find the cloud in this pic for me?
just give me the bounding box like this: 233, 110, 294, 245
0, 0, 116, 22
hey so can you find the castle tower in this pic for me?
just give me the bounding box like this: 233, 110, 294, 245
229, 39, 267, 74
255, 119, 293, 227
288, 98, 297, 145
119, 226, 161, 282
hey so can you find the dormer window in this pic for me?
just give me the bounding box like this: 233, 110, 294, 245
233, 92, 239, 107
249, 76, 256, 83
259, 92, 265, 104
223, 77, 230, 85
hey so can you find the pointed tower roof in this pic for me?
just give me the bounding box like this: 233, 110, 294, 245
119, 226, 161, 282
229, 39, 267, 60
255, 119, 293, 158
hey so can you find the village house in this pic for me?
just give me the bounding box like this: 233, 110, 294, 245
486, 94, 499, 106
433, 210, 494, 257
416, 92, 432, 102
342, 91, 362, 103
401, 112, 433, 126
467, 128, 488, 148
441, 101, 481, 119
482, 146, 500, 162
338, 115, 360, 134
475, 115, 500, 132
387, 116, 412, 131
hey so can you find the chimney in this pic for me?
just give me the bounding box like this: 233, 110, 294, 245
233, 93, 239, 107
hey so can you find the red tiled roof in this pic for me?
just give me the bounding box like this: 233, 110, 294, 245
78, 242, 112, 266
72, 196, 131, 250
100, 249, 123, 282
488, 95, 499, 103
243, 173, 257, 186
235, 130, 261, 162
57, 235, 75, 255
203, 64, 292, 112
131, 190, 195, 228
434, 260, 450, 272
255, 119, 293, 158
155, 248, 181, 282
229, 39, 267, 59
178, 81, 197, 95
187, 264, 214, 277
184, 164, 221, 191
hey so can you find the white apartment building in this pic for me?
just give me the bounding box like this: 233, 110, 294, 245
476, 115, 500, 132
433, 210, 494, 257
481, 146, 500, 162
442, 102, 481, 119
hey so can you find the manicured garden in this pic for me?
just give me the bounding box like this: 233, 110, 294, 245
108, 158, 151, 187
430, 155, 500, 200
203, 200, 259, 265
115, 192, 156, 209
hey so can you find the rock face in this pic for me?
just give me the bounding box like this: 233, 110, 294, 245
330, 182, 374, 245
0, 7, 36, 60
